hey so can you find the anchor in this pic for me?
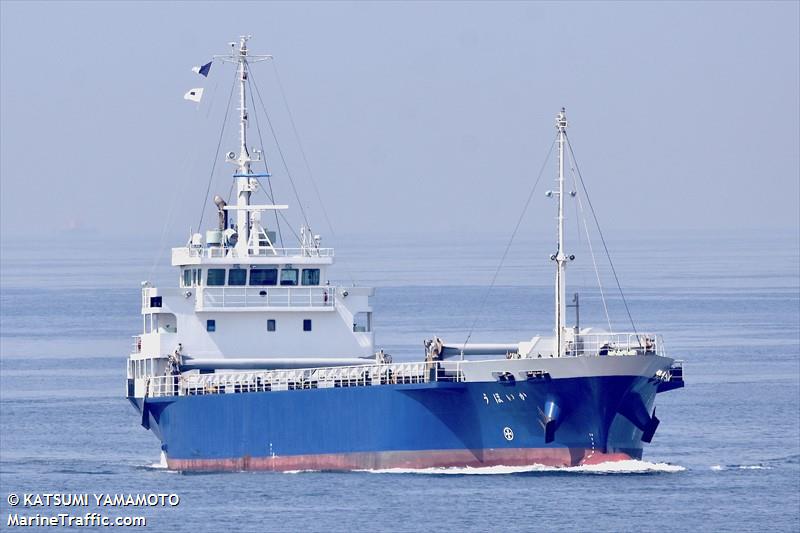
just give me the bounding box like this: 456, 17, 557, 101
537, 397, 561, 443
618, 393, 660, 443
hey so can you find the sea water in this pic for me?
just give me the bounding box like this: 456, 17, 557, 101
0, 230, 798, 532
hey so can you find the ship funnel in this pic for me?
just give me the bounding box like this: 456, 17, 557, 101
213, 195, 228, 230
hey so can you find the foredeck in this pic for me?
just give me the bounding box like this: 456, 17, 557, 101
138, 352, 684, 399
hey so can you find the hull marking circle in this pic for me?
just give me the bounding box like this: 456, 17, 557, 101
503, 427, 514, 441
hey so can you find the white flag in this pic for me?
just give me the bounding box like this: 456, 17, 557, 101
183, 88, 204, 103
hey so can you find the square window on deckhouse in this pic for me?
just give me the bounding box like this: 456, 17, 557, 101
303, 319, 312, 332
228, 268, 247, 286
301, 269, 320, 286
280, 268, 299, 286
207, 269, 225, 286
249, 268, 277, 286
206, 320, 216, 332
267, 319, 276, 332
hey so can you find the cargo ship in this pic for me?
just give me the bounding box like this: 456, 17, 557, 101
126, 36, 684, 471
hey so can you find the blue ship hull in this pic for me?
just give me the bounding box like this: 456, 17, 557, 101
133, 374, 671, 471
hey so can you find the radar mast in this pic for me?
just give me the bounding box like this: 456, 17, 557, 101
214, 35, 272, 256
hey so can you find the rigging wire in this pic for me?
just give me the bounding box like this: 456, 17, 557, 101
568, 151, 613, 331
247, 67, 312, 231
148, 143, 200, 279
565, 133, 638, 337
148, 74, 224, 279
270, 60, 355, 284
196, 67, 238, 233
225, 178, 235, 209
254, 177, 303, 243
462, 135, 558, 349
246, 76, 285, 248
569, 157, 587, 303
204, 77, 220, 119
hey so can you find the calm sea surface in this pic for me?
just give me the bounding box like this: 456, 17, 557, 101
1, 230, 798, 532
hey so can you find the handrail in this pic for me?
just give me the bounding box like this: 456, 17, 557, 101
145, 361, 464, 398
565, 333, 666, 357
174, 246, 334, 259
246, 246, 335, 258
198, 286, 335, 309
140, 339, 671, 399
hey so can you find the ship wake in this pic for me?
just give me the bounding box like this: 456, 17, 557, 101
143, 452, 173, 471
710, 464, 773, 471
357, 459, 686, 475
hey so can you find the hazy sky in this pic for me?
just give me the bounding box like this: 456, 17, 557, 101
1, 1, 798, 245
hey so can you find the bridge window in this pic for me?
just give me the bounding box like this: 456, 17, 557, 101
182, 269, 192, 287
301, 269, 320, 286
280, 268, 299, 286
250, 268, 277, 286
206, 319, 216, 332
267, 319, 276, 332
207, 269, 225, 286
228, 268, 247, 286
303, 319, 312, 332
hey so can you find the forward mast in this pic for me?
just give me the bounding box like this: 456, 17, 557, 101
553, 108, 571, 358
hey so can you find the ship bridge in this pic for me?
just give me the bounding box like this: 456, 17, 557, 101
136, 231, 375, 371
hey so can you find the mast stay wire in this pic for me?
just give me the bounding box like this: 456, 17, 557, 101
462, 135, 558, 350
254, 178, 303, 243
204, 77, 220, 119
269, 60, 356, 284
568, 149, 613, 332
247, 75, 285, 248
148, 69, 229, 279
246, 67, 311, 231
569, 160, 587, 304
565, 133, 638, 337
196, 67, 238, 233
148, 144, 200, 279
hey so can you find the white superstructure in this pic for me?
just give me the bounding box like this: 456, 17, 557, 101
128, 37, 375, 395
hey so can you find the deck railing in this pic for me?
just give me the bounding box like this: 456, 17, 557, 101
566, 333, 665, 357
139, 334, 667, 399
173, 246, 334, 260
198, 286, 335, 309
247, 246, 335, 258
145, 361, 464, 398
